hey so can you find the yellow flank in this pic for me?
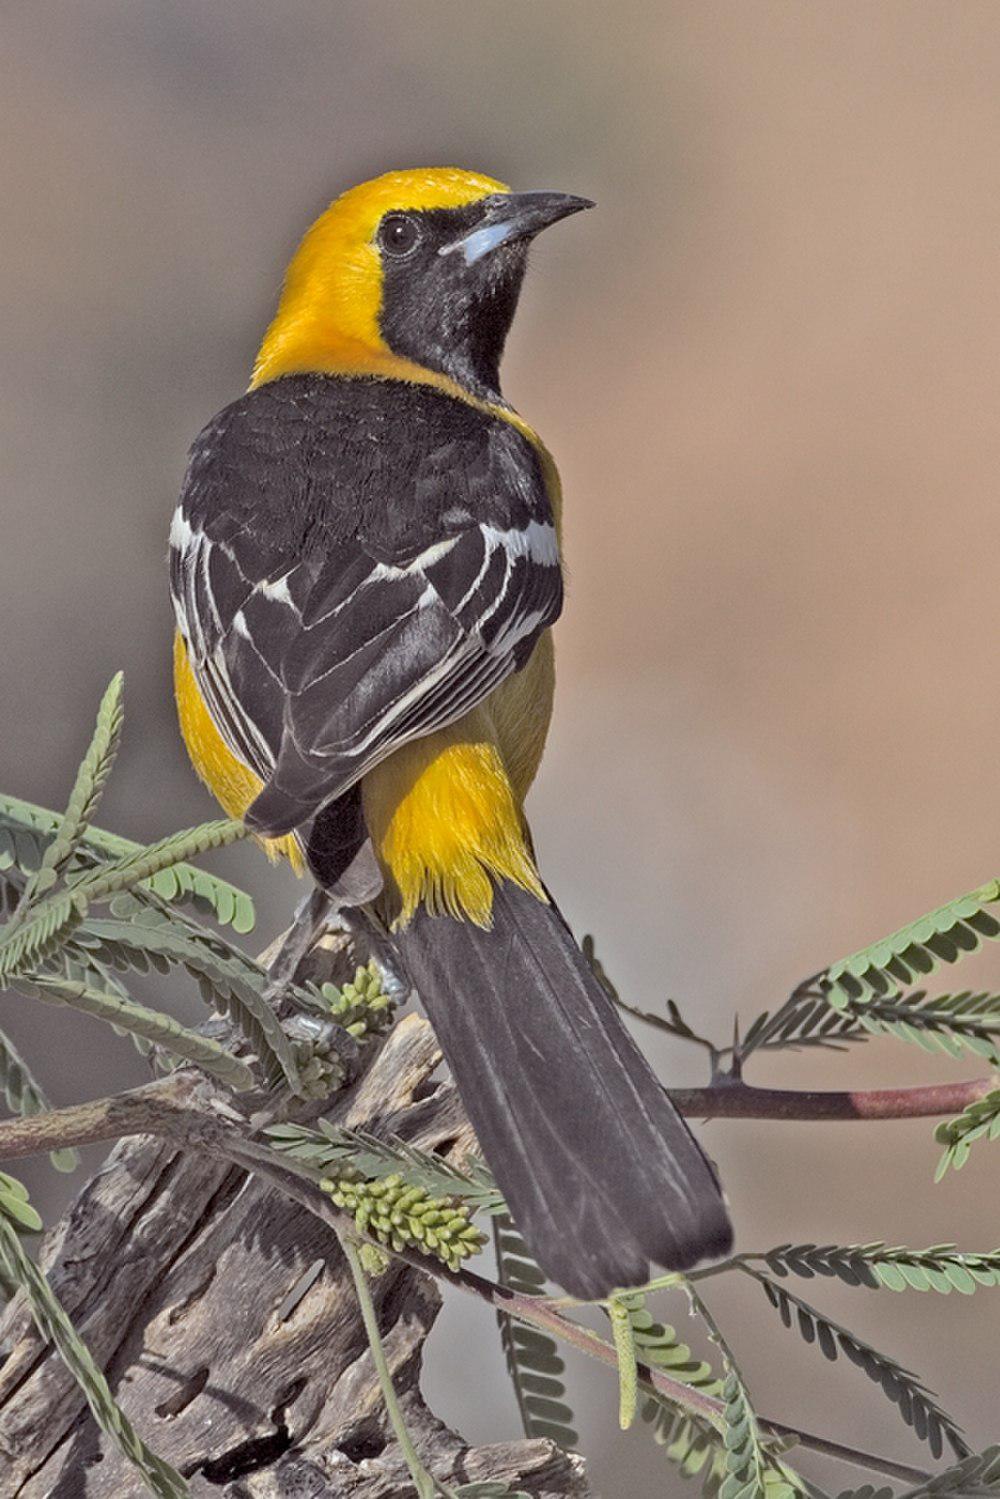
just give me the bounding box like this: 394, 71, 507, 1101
172, 633, 303, 873
176, 168, 564, 923
488, 633, 556, 803
362, 709, 546, 928
252, 167, 509, 390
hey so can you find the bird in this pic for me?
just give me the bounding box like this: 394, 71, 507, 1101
169, 166, 732, 1298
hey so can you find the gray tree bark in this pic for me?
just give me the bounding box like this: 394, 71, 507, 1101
0, 970, 591, 1498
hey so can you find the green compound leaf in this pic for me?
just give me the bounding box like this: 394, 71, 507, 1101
20, 673, 124, 908
934, 1091, 1000, 1179
840, 1448, 1000, 1499
0, 793, 256, 933
894, 1445, 1000, 1499
718, 1365, 770, 1499
19, 974, 255, 1091
610, 1287, 719, 1454
742, 984, 1000, 1066
0, 1206, 188, 1497
72, 915, 303, 1095
825, 882, 1000, 1010
0, 821, 251, 988
850, 993, 1000, 1063
267, 1121, 506, 1215
0, 1169, 43, 1233
758, 1242, 1000, 1295
752, 1271, 969, 1460
0, 1023, 77, 1171
636, 1289, 802, 1499
493, 1216, 578, 1451
66, 818, 250, 905
740, 990, 868, 1059
0, 891, 82, 982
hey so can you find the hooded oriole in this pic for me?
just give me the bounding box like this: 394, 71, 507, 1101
170, 167, 731, 1297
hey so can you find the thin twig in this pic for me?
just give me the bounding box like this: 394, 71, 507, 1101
339, 1233, 454, 1499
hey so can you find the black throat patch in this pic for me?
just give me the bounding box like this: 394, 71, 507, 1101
377, 204, 528, 401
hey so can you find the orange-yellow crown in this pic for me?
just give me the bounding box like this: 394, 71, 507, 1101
252, 167, 509, 389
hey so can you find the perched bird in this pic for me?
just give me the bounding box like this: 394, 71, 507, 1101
170, 167, 732, 1297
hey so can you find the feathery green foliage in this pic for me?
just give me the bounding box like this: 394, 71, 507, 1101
18, 673, 124, 908
607, 1288, 786, 1497
755, 1242, 1000, 1295
608, 1287, 720, 1461
266, 1120, 506, 1214
718, 1366, 770, 1499
750, 1271, 968, 1460
630, 1301, 717, 1393
266, 1121, 489, 1269
740, 988, 867, 1058
493, 1216, 578, 1450
895, 1446, 1000, 1499
0, 793, 256, 932
933, 1091, 1000, 1179
683, 1286, 799, 1499
0, 1024, 77, 1171
0, 891, 81, 981
76, 912, 304, 1091
0, 823, 253, 988
0, 1176, 188, 1497
67, 816, 249, 902
18, 974, 256, 1091
0, 681, 306, 1122
852, 991, 1000, 1063
838, 1448, 1000, 1499
741, 981, 1000, 1075
745, 981, 1000, 1066
825, 882, 1000, 1009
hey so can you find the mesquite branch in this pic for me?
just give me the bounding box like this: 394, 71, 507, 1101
0, 1052, 968, 1487
0, 1064, 990, 1171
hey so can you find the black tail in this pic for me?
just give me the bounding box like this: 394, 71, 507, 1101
393, 881, 732, 1299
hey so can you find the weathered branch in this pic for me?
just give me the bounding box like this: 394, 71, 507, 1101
0, 907, 990, 1497
0, 1041, 949, 1489
0, 1066, 991, 1176
217, 1118, 934, 1488
0, 1012, 588, 1496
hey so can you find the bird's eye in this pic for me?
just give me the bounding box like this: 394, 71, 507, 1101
378, 213, 421, 258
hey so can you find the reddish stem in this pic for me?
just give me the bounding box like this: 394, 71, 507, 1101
670, 1075, 997, 1121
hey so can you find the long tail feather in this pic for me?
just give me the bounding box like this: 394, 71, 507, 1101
392, 881, 732, 1299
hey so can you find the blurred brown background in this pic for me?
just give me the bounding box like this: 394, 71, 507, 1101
3, 1, 1000, 1492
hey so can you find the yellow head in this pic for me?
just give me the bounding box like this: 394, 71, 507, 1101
252, 166, 592, 398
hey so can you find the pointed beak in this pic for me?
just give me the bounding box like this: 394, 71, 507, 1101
441, 191, 595, 265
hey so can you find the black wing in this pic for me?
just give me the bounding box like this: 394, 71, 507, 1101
170, 375, 563, 838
